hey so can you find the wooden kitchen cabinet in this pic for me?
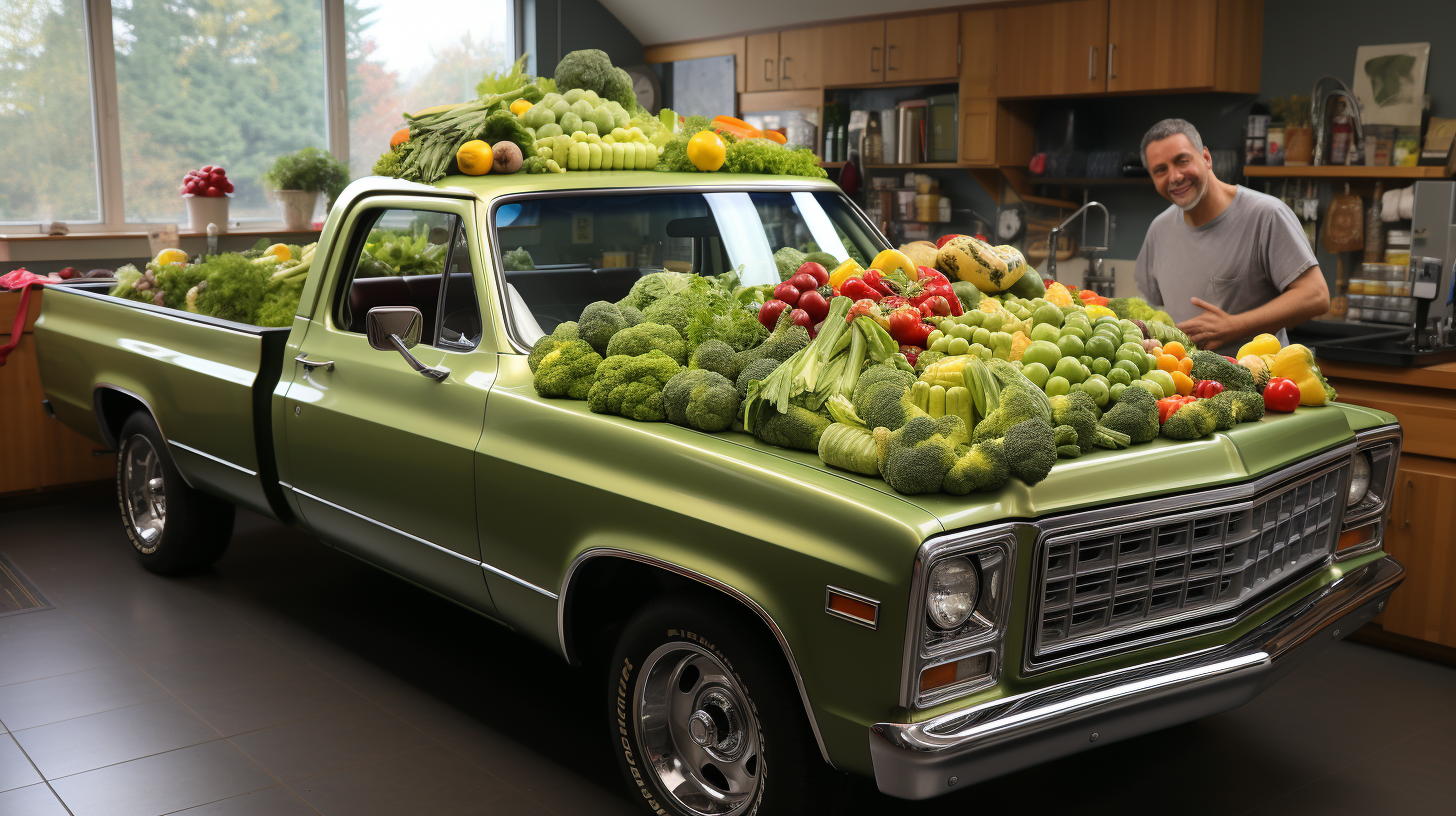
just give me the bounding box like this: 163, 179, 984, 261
1106, 0, 1217, 92
885, 12, 959, 83
996, 0, 1109, 98
746, 32, 780, 92
777, 27, 823, 90
822, 20, 886, 86
1379, 455, 1456, 649
958, 9, 998, 166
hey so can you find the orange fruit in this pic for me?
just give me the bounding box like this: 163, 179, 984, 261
1178, 356, 1194, 376
1163, 340, 1186, 360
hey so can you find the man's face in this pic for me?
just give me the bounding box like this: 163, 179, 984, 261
1146, 134, 1213, 211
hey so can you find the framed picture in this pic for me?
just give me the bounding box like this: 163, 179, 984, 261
1353, 43, 1430, 126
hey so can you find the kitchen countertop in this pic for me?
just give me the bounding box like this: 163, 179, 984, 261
1318, 357, 1456, 392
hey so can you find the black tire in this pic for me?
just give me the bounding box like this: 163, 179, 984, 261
116, 412, 234, 575
608, 594, 826, 816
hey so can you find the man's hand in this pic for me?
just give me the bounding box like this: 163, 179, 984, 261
1178, 297, 1248, 350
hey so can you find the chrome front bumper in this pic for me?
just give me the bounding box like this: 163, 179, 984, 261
869, 555, 1404, 800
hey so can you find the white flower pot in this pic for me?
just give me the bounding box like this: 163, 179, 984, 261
183, 194, 230, 233
276, 190, 320, 231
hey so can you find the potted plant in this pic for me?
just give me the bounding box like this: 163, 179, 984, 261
179, 165, 233, 232
264, 148, 349, 230
1271, 96, 1312, 166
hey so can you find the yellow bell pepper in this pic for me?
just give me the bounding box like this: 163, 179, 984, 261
1084, 304, 1116, 320
870, 249, 919, 281
1044, 281, 1074, 308
1269, 344, 1337, 406
1236, 333, 1282, 360
510, 98, 533, 117
828, 259, 864, 290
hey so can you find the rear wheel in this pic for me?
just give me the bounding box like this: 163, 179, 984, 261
608, 595, 825, 816
117, 412, 234, 575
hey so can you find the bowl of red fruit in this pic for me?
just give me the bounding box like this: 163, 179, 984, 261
180, 165, 234, 233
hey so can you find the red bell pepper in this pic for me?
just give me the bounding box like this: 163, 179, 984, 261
916, 267, 950, 288
840, 277, 880, 302
1157, 395, 1198, 424
861, 269, 897, 297
881, 295, 910, 311
1263, 378, 1301, 412
1193, 380, 1224, 399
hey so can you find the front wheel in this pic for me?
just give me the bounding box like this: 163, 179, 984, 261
117, 412, 234, 575
608, 595, 825, 816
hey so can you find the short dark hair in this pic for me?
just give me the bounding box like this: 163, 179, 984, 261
1141, 119, 1205, 167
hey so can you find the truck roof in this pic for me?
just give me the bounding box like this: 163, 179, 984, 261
340, 170, 842, 207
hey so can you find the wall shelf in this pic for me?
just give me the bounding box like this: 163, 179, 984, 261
1244, 166, 1451, 180
1028, 176, 1154, 186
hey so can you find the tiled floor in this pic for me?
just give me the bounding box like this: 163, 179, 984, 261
1, 498, 1454, 815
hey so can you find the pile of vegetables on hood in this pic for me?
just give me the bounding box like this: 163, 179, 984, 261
525, 234, 1341, 499
374, 50, 827, 182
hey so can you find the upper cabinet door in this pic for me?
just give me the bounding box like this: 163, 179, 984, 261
1107, 0, 1217, 92
885, 12, 960, 83
822, 20, 886, 86
997, 0, 1109, 98
746, 32, 780, 92
777, 27, 823, 89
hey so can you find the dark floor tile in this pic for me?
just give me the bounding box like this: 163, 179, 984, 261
13, 697, 220, 780
132, 639, 317, 697
0, 663, 168, 731
165, 784, 319, 815
286, 743, 545, 816
175, 672, 364, 738
442, 730, 638, 816
0, 782, 70, 816
0, 610, 126, 687
48, 740, 277, 816
0, 734, 42, 794
228, 702, 433, 783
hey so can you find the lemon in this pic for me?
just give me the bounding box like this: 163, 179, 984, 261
456, 140, 493, 176
153, 248, 188, 266
686, 131, 726, 172
264, 243, 291, 262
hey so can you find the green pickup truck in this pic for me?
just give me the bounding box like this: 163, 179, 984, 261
36, 171, 1404, 815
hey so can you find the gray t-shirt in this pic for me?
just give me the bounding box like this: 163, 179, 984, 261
1134, 186, 1317, 356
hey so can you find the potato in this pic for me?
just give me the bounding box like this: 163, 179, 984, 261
493, 141, 523, 174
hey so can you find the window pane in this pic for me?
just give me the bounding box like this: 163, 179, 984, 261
112, 0, 328, 224
346, 0, 515, 179
336, 208, 457, 338
0, 0, 101, 223
437, 224, 482, 350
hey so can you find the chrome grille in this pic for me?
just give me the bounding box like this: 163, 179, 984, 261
1033, 461, 1350, 666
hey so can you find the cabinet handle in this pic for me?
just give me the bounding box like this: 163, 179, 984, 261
887, 44, 897, 72
1089, 46, 1097, 80
1403, 479, 1413, 526
781, 56, 791, 82
764, 58, 774, 82
870, 45, 880, 73
1108, 43, 1117, 80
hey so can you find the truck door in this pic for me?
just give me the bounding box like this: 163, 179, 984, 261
280, 197, 498, 615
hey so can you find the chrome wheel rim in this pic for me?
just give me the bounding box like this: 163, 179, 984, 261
122, 435, 166, 553
636, 642, 762, 816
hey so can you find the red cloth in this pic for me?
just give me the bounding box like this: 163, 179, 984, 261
0, 269, 48, 367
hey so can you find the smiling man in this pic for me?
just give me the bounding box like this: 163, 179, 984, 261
1133, 118, 1330, 355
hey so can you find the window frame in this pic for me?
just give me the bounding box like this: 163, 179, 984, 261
4, 0, 519, 234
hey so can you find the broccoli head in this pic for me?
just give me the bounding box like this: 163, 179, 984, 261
1203, 393, 1237, 432
997, 417, 1058, 486
1107, 297, 1158, 322
942, 441, 1011, 495
685, 306, 769, 354
690, 339, 740, 381
641, 277, 733, 337
751, 404, 831, 451
663, 369, 739, 432
914, 350, 947, 375
774, 247, 808, 282
587, 350, 681, 421
873, 415, 967, 495
528, 321, 580, 372
1049, 391, 1100, 453
1161, 401, 1218, 440
1214, 388, 1266, 424
1099, 386, 1160, 444
502, 247, 535, 271
605, 322, 687, 364
578, 301, 638, 354
554, 49, 619, 102
1189, 350, 1256, 392
1054, 425, 1082, 458
533, 339, 603, 400
852, 365, 921, 432
972, 384, 1050, 444
734, 320, 810, 374
601, 66, 637, 110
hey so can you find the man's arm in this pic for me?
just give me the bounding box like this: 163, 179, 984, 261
1178, 266, 1330, 350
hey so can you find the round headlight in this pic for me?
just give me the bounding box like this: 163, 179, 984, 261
927, 557, 979, 630
1347, 452, 1372, 507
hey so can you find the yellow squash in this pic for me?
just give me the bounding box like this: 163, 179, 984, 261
1236, 333, 1282, 360
937, 235, 1019, 293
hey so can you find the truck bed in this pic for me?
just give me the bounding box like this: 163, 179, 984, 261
34, 282, 292, 521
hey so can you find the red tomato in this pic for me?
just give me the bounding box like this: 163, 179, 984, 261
1263, 378, 1301, 412
790, 308, 814, 337
797, 262, 829, 286
222, 181, 234, 194
758, 299, 790, 330
773, 281, 801, 306
935, 234, 965, 249
788, 272, 818, 293
201, 165, 215, 174
841, 278, 879, 301
798, 290, 830, 323
921, 295, 952, 317
887, 307, 930, 346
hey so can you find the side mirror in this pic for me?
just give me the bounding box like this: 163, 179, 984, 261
365, 306, 422, 352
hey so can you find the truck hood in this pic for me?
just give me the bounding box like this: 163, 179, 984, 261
727, 403, 1386, 535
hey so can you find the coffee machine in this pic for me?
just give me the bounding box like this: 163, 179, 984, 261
1311, 180, 1456, 366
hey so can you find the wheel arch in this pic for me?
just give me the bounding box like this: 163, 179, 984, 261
94, 384, 197, 490
557, 548, 835, 767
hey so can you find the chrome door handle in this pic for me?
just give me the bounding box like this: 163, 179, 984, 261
295, 354, 334, 372
1089, 46, 1097, 80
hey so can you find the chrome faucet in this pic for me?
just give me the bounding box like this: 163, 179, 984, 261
1047, 201, 1110, 285
1311, 75, 1366, 166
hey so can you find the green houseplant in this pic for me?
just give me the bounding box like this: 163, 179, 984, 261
264, 148, 350, 230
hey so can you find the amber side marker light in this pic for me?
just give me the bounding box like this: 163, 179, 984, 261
919, 653, 992, 694
1338, 523, 1377, 552
825, 587, 879, 628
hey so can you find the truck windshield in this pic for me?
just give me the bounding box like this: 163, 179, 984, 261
492, 190, 886, 343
